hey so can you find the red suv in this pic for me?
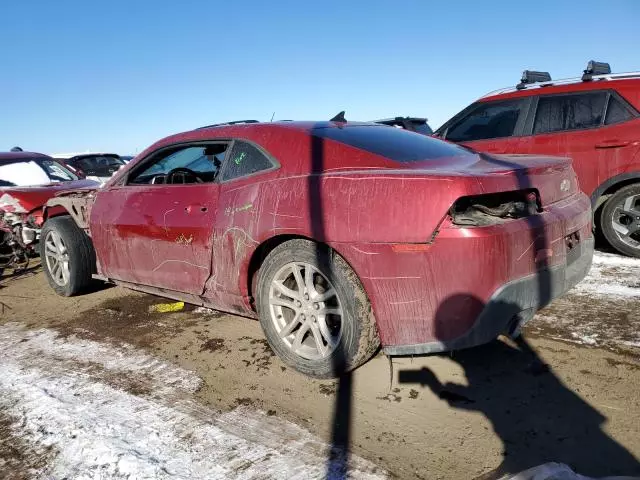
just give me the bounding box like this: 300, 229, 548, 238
435, 62, 640, 257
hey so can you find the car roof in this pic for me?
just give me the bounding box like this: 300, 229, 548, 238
53, 152, 119, 159
195, 120, 379, 132
0, 151, 52, 163
133, 121, 398, 165
481, 71, 640, 102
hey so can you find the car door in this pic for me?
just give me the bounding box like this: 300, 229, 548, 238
440, 97, 531, 154
90, 142, 229, 294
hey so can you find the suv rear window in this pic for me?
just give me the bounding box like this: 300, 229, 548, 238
312, 125, 469, 163
533, 92, 607, 134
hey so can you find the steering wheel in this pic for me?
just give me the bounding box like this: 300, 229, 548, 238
166, 167, 204, 184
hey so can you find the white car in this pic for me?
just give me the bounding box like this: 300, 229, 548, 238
52, 152, 125, 185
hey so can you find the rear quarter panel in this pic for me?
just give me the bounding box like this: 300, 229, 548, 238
207, 170, 473, 309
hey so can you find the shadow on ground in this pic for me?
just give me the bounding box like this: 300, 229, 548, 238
399, 330, 640, 478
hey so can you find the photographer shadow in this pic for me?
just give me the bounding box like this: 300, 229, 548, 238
399, 294, 640, 479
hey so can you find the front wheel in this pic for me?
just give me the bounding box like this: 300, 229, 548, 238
40, 216, 96, 296
256, 239, 380, 378
600, 184, 640, 258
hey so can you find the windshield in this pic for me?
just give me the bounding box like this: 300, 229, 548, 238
39, 158, 78, 182
0, 158, 78, 187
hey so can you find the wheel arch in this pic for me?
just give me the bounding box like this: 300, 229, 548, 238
591, 171, 640, 210
42, 204, 71, 222
243, 234, 360, 309
42, 194, 94, 234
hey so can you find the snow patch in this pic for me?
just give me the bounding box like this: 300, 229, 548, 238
502, 461, 638, 480
193, 306, 218, 315
572, 252, 640, 299
0, 324, 385, 479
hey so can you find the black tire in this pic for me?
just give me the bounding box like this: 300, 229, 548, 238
600, 184, 640, 258
40, 216, 96, 296
256, 239, 380, 378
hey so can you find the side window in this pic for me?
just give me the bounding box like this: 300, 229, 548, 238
221, 141, 274, 181
605, 96, 634, 125
128, 144, 228, 185
533, 92, 607, 134
445, 100, 525, 142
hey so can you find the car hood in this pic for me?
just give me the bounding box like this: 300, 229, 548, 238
0, 179, 99, 213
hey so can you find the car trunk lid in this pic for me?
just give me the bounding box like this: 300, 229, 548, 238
399, 152, 578, 206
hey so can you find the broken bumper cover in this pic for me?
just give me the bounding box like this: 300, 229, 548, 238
383, 236, 594, 356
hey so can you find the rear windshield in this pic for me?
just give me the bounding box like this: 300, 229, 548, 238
73, 155, 124, 171
312, 125, 469, 162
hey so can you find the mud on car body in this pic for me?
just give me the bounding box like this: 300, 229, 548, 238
41, 120, 593, 377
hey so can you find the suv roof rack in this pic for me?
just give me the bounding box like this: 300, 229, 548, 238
196, 120, 260, 130
516, 70, 552, 90
582, 60, 611, 82
482, 70, 640, 98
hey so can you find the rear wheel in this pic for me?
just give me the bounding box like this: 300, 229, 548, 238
601, 184, 640, 258
256, 239, 379, 378
40, 216, 96, 296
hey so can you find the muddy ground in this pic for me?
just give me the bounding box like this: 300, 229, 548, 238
0, 259, 639, 479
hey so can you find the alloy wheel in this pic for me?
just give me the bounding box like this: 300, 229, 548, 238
611, 193, 640, 251
44, 231, 70, 287
268, 262, 343, 360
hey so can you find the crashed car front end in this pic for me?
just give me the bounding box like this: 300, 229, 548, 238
44, 189, 97, 233
0, 193, 44, 271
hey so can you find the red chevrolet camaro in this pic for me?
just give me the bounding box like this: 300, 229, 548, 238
41, 120, 593, 377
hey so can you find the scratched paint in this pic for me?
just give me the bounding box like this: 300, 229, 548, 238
175, 233, 194, 245
224, 203, 253, 216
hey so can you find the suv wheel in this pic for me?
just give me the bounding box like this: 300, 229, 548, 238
601, 184, 640, 258
256, 239, 380, 378
40, 216, 96, 296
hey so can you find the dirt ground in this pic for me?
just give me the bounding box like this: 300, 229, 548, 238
1, 261, 639, 479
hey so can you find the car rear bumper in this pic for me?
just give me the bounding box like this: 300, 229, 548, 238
382, 235, 593, 356
332, 191, 593, 353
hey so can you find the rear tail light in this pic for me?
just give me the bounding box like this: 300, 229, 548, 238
450, 189, 540, 227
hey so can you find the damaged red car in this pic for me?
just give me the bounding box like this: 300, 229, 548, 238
40, 121, 593, 377
0, 151, 97, 275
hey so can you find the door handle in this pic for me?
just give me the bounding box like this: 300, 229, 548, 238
184, 204, 208, 214
595, 140, 630, 149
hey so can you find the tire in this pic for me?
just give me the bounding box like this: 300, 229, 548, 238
40, 216, 96, 296
600, 184, 640, 258
256, 239, 380, 378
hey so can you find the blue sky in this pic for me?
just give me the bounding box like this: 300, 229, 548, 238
1, 0, 638, 154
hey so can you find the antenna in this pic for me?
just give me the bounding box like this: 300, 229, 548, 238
330, 111, 346, 122
270, 112, 275, 122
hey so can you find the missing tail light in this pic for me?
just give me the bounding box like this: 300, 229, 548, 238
450, 189, 541, 227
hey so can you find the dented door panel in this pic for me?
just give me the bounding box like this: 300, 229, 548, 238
90, 184, 218, 293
